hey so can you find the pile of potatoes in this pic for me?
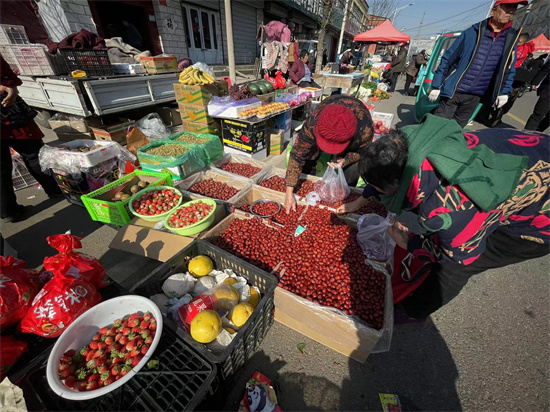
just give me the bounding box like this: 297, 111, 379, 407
111, 180, 149, 202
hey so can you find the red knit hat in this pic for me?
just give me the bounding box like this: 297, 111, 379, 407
494, 0, 528, 7
314, 104, 357, 154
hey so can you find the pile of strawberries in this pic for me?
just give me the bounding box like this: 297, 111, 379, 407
167, 201, 214, 228
132, 189, 181, 217
57, 312, 157, 391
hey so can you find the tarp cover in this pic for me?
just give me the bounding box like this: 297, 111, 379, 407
354, 20, 411, 43
532, 33, 550, 52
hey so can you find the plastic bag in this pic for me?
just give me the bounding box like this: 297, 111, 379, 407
137, 113, 171, 140
0, 256, 40, 329
137, 140, 207, 175
0, 336, 28, 380
168, 131, 224, 163
207, 96, 260, 117
19, 277, 100, 337
313, 166, 350, 203
357, 214, 396, 262
192, 62, 214, 76
43, 234, 108, 289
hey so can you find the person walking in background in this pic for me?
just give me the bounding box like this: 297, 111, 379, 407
0, 56, 61, 223
525, 58, 549, 132
388, 44, 408, 92
428, 0, 525, 128
339, 49, 354, 74
122, 19, 142, 50
404, 49, 429, 95
515, 33, 535, 68
289, 50, 321, 88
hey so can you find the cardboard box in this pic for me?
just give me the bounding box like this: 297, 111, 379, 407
174, 81, 229, 105
140, 56, 177, 74
274, 111, 292, 131
268, 129, 284, 155
176, 169, 251, 203
54, 131, 94, 142
230, 185, 287, 210
88, 118, 135, 143
49, 115, 89, 134
156, 106, 182, 126
177, 102, 215, 125
181, 119, 221, 135
224, 146, 267, 161
221, 118, 268, 155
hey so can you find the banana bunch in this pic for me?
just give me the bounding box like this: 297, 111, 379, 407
178, 67, 216, 85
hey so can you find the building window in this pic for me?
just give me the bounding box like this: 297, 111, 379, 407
211, 14, 218, 50
201, 11, 211, 49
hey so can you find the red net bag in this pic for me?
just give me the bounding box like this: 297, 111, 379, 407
43, 234, 108, 289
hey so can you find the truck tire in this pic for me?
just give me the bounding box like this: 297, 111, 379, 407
35, 109, 53, 129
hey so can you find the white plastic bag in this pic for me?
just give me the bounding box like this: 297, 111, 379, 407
191, 62, 214, 76
313, 165, 350, 203
136, 113, 170, 140
357, 213, 396, 262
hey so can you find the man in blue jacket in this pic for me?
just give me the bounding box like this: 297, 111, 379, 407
428, 0, 526, 128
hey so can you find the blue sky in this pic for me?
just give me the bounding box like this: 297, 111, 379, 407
392, 0, 496, 39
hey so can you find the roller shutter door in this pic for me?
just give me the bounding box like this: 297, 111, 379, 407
232, 2, 257, 64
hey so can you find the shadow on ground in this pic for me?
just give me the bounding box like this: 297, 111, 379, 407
394, 103, 416, 128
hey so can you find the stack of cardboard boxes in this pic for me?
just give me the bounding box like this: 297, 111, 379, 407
173, 81, 228, 136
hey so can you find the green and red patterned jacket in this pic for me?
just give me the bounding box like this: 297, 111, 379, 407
365, 128, 549, 265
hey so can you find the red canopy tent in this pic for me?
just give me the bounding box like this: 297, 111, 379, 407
354, 20, 411, 43
532, 33, 550, 52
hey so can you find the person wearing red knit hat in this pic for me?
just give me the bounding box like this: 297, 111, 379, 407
284, 95, 374, 213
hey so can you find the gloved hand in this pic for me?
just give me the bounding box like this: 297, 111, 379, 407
494, 95, 509, 109
428, 89, 440, 102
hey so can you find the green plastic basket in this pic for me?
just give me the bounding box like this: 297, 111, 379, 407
81, 170, 172, 226
164, 198, 217, 236
167, 131, 223, 164
129, 185, 183, 222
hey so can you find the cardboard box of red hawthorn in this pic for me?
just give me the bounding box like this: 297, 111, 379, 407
200, 209, 393, 362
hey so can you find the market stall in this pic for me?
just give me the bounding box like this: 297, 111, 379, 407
318, 72, 366, 98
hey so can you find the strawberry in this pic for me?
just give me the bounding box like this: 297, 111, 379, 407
139, 320, 150, 330
98, 364, 109, 374
143, 312, 152, 322
127, 332, 136, 341
119, 336, 129, 345
94, 349, 105, 358
87, 359, 98, 369
88, 373, 100, 382
60, 349, 76, 363
126, 340, 136, 351
128, 318, 140, 328
92, 334, 102, 341
141, 330, 150, 339
107, 327, 117, 336
121, 327, 131, 336
76, 368, 88, 381
89, 341, 99, 350
140, 345, 150, 356
97, 342, 107, 350
130, 355, 143, 367
103, 376, 115, 386
145, 337, 153, 345
128, 313, 140, 321
125, 352, 132, 360
115, 333, 123, 342
114, 343, 123, 352
73, 381, 87, 391
148, 322, 157, 332
58, 363, 72, 372
86, 381, 99, 391
131, 326, 141, 334
64, 376, 77, 389
115, 375, 121, 381
98, 327, 108, 334
79, 346, 90, 357
104, 336, 114, 345
112, 357, 124, 365
110, 364, 123, 376
119, 347, 128, 354
130, 346, 140, 357
120, 365, 132, 376
99, 371, 110, 383
86, 350, 97, 362
59, 369, 74, 379
95, 356, 108, 367
113, 318, 123, 328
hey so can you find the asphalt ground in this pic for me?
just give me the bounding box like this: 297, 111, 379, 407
2, 77, 549, 411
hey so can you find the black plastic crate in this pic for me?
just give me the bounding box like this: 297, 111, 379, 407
130, 239, 277, 380
59, 49, 114, 77
12, 325, 216, 411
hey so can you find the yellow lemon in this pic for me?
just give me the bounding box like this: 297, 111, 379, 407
224, 327, 236, 335
188, 255, 213, 278
248, 287, 260, 309
190, 310, 222, 343
230, 303, 254, 328
223, 278, 238, 286
212, 285, 239, 311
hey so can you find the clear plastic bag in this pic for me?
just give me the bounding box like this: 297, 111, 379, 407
357, 213, 396, 262
191, 62, 214, 76
313, 165, 350, 203
137, 113, 171, 140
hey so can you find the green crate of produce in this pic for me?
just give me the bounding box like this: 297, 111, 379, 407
167, 131, 223, 163
81, 170, 172, 226
137, 140, 207, 179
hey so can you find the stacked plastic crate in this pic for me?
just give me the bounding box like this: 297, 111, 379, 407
0, 24, 65, 76
11, 155, 38, 191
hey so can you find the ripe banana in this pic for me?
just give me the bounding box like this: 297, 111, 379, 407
178, 66, 216, 85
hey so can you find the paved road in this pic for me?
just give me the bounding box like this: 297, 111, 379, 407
2, 79, 548, 411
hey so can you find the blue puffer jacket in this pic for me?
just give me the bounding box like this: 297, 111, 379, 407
432, 19, 521, 103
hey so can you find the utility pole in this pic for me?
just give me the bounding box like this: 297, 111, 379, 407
416, 10, 425, 40
337, 0, 350, 56
486, 0, 496, 19
316, 0, 333, 73
224, 0, 236, 84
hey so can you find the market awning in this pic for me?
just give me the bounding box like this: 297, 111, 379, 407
532, 33, 550, 52
353, 19, 411, 43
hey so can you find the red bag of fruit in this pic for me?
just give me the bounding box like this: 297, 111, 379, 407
43, 234, 108, 289
0, 336, 28, 380
19, 277, 101, 337
0, 256, 41, 329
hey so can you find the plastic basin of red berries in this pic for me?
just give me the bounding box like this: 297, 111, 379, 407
46, 296, 163, 400
129, 185, 183, 222
164, 199, 217, 236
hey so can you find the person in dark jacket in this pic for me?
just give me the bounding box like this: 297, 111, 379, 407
0, 56, 61, 222
404, 50, 429, 95
289, 50, 321, 88
429, 0, 525, 128
340, 115, 549, 318
525, 59, 549, 132
388, 45, 408, 92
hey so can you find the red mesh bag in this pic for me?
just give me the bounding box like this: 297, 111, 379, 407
19, 277, 100, 337
43, 234, 108, 289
